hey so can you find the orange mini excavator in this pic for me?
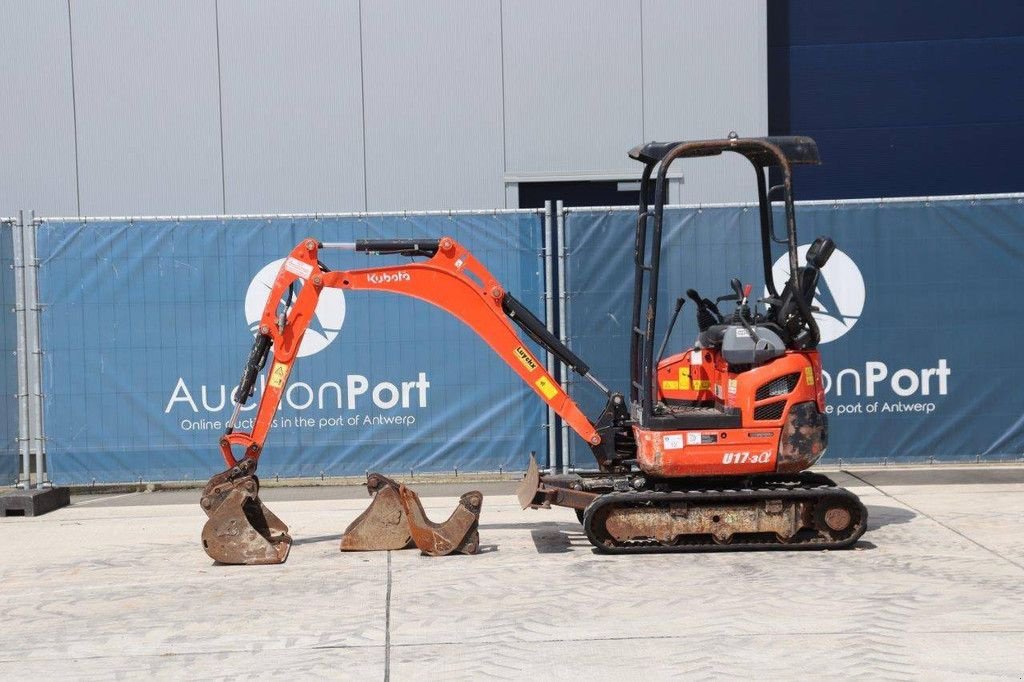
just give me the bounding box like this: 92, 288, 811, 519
200, 135, 867, 564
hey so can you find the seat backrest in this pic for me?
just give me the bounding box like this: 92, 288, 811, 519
770, 237, 835, 348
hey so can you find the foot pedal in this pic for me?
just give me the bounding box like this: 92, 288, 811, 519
398, 485, 482, 556
340, 473, 415, 551
200, 461, 291, 565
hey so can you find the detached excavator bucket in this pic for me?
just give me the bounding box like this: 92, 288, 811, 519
399, 485, 482, 556
340, 473, 414, 551
200, 461, 291, 565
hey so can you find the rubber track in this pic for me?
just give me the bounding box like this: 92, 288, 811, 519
582, 481, 867, 554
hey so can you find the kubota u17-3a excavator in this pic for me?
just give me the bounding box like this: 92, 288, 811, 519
200, 135, 867, 564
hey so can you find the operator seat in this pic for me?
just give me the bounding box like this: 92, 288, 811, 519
695, 236, 835, 359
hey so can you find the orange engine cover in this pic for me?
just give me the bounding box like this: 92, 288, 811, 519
636, 349, 827, 477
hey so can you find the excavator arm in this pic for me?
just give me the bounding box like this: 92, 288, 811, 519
199, 235, 613, 564
219, 236, 605, 469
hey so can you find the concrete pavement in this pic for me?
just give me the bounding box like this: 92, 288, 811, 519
3, 468, 1024, 680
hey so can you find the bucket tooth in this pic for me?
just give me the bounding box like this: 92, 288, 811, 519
340, 473, 414, 551
398, 485, 482, 556
200, 462, 291, 565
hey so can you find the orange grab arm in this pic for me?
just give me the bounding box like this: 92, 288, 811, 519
220, 237, 599, 467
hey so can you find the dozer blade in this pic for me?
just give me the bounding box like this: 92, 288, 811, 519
516, 454, 545, 509
398, 485, 482, 556
340, 473, 414, 551
200, 462, 291, 565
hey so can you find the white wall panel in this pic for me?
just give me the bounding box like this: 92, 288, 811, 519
70, 0, 222, 215
642, 0, 767, 203
218, 0, 365, 213
0, 0, 78, 216
361, 0, 505, 210
502, 0, 643, 177
4, 1, 768, 214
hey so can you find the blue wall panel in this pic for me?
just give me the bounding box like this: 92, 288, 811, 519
769, 0, 1024, 199
36, 213, 547, 483
563, 196, 1024, 467
0, 221, 18, 484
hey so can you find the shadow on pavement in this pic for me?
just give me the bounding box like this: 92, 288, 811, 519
865, 504, 916, 531
479, 520, 574, 531
292, 533, 344, 546
530, 525, 589, 553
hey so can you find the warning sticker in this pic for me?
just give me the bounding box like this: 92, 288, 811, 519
268, 362, 290, 389
693, 379, 711, 391
513, 346, 539, 372
535, 376, 559, 400
678, 367, 692, 391
687, 432, 719, 445
728, 378, 738, 394
662, 380, 679, 391
805, 366, 815, 386
663, 434, 684, 450
691, 351, 703, 366
284, 257, 314, 280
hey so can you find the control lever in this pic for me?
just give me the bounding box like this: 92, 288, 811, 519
730, 278, 744, 302
728, 280, 759, 343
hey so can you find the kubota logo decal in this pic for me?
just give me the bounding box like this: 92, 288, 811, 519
367, 271, 411, 285
769, 245, 865, 344
245, 259, 346, 358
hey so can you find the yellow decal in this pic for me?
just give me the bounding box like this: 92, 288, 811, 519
692, 379, 711, 391
513, 346, 539, 372
678, 367, 692, 391
728, 378, 738, 395
268, 362, 290, 389
805, 366, 815, 386
662, 380, 679, 391
535, 376, 559, 400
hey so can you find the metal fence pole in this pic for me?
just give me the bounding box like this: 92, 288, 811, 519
542, 201, 558, 474
556, 201, 570, 472
11, 212, 31, 488
24, 213, 47, 486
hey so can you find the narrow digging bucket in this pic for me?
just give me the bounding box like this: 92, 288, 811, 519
398, 485, 482, 556
340, 473, 414, 551
200, 463, 291, 565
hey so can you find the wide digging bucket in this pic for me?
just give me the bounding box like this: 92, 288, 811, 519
340, 473, 414, 551
200, 462, 291, 565
398, 485, 482, 556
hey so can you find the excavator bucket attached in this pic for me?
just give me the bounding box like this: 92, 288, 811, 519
200, 460, 291, 565
340, 473, 415, 551
399, 485, 482, 556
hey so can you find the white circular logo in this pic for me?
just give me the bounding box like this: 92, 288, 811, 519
245, 259, 346, 357
768, 244, 864, 344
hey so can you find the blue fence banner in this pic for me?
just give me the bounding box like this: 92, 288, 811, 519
563, 195, 1024, 467
36, 212, 547, 483
1, 220, 18, 483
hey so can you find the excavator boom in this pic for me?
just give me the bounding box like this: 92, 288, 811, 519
219, 236, 602, 469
